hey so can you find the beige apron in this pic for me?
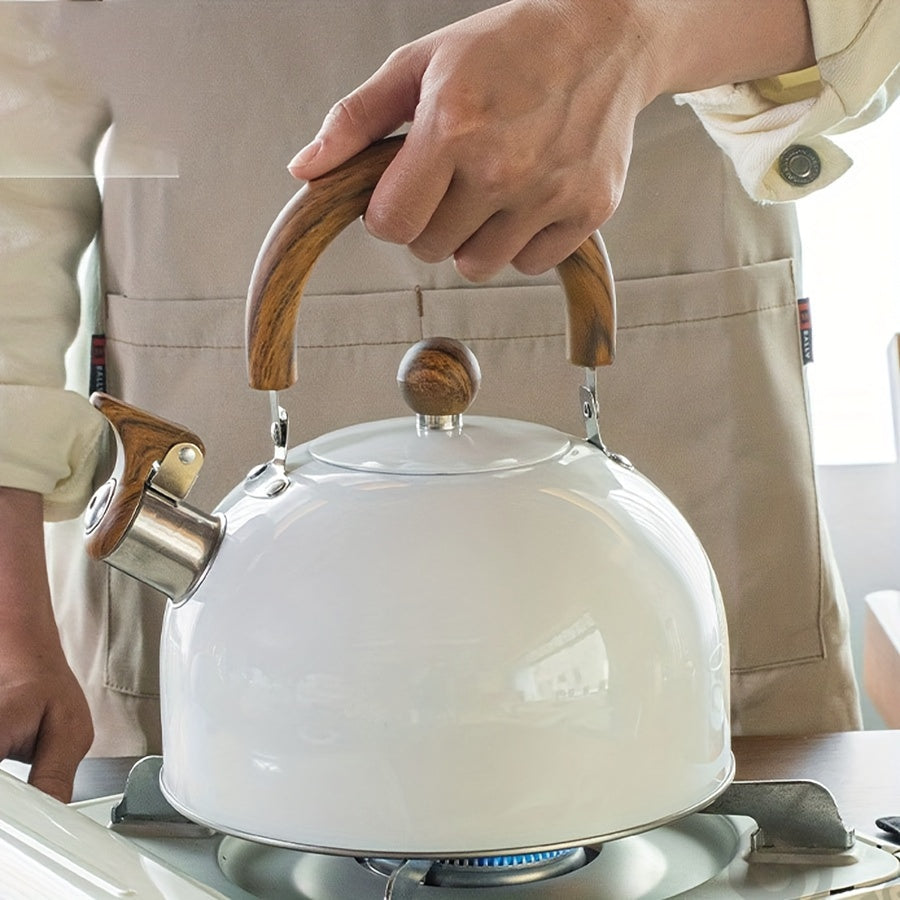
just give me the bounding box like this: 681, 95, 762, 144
45, 0, 860, 756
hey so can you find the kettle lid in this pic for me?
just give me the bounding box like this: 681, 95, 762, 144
309, 415, 572, 475
309, 337, 572, 475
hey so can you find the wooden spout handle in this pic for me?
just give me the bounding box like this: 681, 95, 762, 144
84, 393, 206, 560
246, 135, 616, 391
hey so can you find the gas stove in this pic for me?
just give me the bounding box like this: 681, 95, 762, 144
2, 757, 899, 899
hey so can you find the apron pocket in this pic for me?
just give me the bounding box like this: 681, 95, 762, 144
419, 257, 823, 673
106, 570, 166, 697
101, 260, 820, 698
102, 290, 423, 696
597, 259, 823, 672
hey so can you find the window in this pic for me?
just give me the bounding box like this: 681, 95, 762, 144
800, 102, 900, 466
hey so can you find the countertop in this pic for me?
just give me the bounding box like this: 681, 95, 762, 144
72, 730, 900, 845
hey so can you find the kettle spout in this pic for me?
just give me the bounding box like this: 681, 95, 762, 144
83, 393, 222, 602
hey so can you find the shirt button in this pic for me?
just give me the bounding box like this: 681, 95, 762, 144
778, 144, 822, 185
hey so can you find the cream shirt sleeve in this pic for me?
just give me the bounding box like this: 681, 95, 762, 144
0, 6, 111, 521
674, 0, 900, 201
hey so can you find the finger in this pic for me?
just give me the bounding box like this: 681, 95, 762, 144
363, 127, 455, 245
27, 710, 91, 804
404, 174, 502, 263
28, 756, 78, 804
287, 43, 429, 180
451, 207, 550, 283
510, 219, 598, 276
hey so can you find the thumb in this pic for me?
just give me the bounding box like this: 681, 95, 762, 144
287, 45, 427, 180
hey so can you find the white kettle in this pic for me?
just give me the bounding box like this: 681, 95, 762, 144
83, 137, 732, 858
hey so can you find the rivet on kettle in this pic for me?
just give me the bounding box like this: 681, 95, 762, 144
265, 478, 289, 498
84, 479, 116, 533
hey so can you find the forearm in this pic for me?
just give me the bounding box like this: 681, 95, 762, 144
555, 0, 814, 102
0, 488, 57, 634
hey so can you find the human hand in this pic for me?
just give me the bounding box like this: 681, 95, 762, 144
0, 488, 93, 804
289, 0, 654, 281
288, 0, 814, 281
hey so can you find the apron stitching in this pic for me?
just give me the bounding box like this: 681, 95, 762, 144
103, 565, 116, 691
105, 337, 415, 350
104, 333, 572, 350
106, 337, 243, 349
103, 683, 161, 699
415, 285, 425, 341
732, 649, 830, 674
436, 333, 564, 343
618, 301, 792, 332
105, 303, 792, 350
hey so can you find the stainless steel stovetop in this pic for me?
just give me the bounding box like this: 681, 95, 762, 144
2, 757, 899, 899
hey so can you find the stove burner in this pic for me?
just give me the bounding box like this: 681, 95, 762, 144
364, 846, 592, 888
442, 849, 580, 867
87, 759, 900, 898
193, 814, 900, 900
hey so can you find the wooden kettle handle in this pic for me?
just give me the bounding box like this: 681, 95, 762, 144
84, 393, 206, 560
246, 135, 616, 391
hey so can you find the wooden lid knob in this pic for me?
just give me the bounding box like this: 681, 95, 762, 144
397, 338, 481, 417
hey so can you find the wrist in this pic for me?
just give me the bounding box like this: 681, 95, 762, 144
610, 0, 815, 97
537, 0, 666, 111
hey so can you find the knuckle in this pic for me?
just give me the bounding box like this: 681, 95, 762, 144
586, 178, 623, 227
75, 718, 95, 755
384, 41, 417, 71
553, 183, 619, 233
56, 692, 95, 753
468, 151, 531, 203
364, 203, 420, 245
38, 765, 73, 788
592, 192, 620, 227
326, 94, 363, 129
431, 109, 481, 147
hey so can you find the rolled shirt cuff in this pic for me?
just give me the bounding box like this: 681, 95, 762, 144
673, 81, 853, 202
0, 385, 105, 522
675, 0, 900, 204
